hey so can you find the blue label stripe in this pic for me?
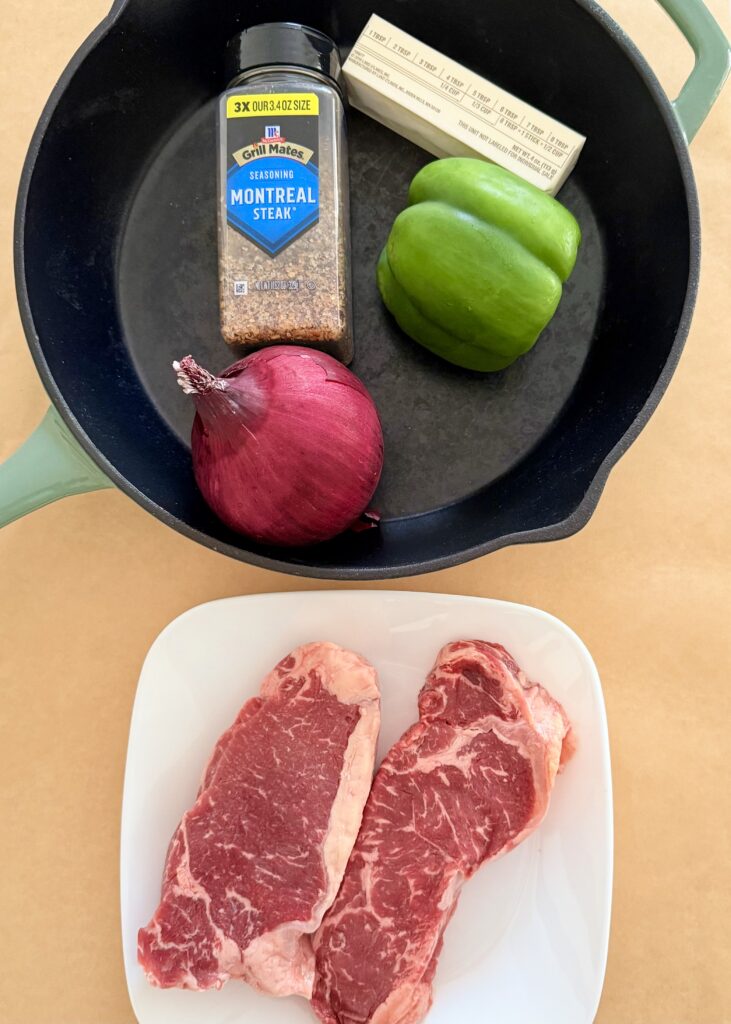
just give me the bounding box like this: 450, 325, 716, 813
227, 207, 320, 255
226, 155, 320, 257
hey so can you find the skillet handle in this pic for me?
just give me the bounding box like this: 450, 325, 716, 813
655, 0, 730, 142
0, 406, 112, 528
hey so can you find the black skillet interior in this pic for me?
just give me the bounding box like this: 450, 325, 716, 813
19, 0, 694, 577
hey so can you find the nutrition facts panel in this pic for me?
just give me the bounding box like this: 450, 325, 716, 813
344, 15, 584, 192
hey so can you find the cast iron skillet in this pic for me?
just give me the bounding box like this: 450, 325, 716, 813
2, 0, 729, 578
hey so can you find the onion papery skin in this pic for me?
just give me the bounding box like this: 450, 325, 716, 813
176, 347, 384, 547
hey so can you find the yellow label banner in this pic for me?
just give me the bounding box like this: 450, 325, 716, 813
226, 93, 319, 118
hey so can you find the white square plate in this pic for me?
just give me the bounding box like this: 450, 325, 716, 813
121, 591, 612, 1024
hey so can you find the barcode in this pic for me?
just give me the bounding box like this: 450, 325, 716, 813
233, 280, 248, 296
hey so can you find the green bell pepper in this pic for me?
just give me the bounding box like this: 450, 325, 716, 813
377, 158, 581, 371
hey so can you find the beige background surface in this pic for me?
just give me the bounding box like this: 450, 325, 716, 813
0, 1, 729, 1022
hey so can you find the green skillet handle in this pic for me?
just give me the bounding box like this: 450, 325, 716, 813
655, 0, 730, 142
0, 406, 112, 527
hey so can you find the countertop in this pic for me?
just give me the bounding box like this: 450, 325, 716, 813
1, 2, 729, 1022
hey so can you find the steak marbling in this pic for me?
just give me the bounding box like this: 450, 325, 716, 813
312, 640, 573, 1024
138, 642, 380, 998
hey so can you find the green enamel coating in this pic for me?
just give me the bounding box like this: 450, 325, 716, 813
0, 406, 112, 528
656, 0, 730, 142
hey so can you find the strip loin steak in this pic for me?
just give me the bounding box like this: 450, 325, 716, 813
138, 642, 380, 998
312, 640, 573, 1024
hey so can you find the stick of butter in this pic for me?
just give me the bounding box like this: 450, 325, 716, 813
343, 14, 585, 194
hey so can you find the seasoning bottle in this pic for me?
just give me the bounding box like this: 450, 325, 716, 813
218, 23, 353, 363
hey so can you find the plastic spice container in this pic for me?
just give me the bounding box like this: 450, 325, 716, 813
218, 23, 353, 363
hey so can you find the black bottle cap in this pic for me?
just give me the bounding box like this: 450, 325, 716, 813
225, 23, 344, 92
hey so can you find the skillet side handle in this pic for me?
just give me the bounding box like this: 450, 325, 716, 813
656, 0, 730, 142
0, 406, 112, 527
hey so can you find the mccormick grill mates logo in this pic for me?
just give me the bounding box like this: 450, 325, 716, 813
225, 92, 321, 256
227, 127, 319, 257
231, 138, 316, 167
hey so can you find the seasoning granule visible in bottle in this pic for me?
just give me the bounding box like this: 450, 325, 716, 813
218, 23, 353, 363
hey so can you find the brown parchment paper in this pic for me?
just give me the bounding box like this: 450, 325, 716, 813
0, 1, 729, 1021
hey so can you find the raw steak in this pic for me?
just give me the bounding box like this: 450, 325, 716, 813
138, 642, 380, 998
312, 640, 573, 1024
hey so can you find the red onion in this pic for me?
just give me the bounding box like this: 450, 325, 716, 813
174, 347, 384, 547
